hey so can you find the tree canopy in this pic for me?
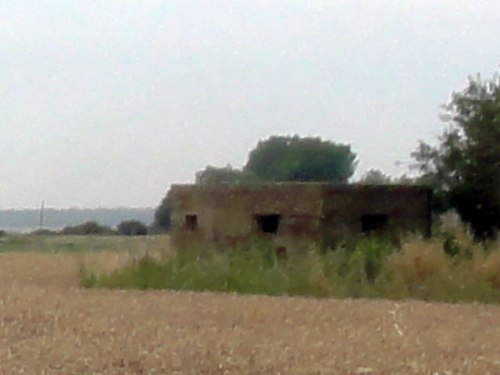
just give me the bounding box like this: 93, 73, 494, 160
195, 165, 256, 186
243, 135, 357, 184
359, 169, 393, 185
412, 73, 500, 239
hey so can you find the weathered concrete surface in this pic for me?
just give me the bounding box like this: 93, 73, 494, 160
169, 183, 431, 250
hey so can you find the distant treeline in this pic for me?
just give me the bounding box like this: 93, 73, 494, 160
0, 208, 154, 233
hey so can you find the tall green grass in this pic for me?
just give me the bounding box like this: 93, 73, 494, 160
81, 233, 500, 304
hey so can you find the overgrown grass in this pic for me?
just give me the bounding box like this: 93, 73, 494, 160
81, 232, 500, 304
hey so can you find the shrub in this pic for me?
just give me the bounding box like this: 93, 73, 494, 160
60, 221, 116, 235
81, 235, 500, 304
82, 241, 329, 296
348, 238, 393, 282
389, 240, 449, 285
30, 228, 58, 236
153, 195, 173, 233
117, 220, 148, 236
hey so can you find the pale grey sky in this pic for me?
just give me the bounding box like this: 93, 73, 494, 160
1, 1, 499, 208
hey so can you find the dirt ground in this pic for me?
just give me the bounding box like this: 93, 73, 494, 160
0, 252, 499, 374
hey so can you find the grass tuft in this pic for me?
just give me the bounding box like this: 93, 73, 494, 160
81, 233, 500, 304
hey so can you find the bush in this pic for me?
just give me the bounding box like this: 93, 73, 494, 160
30, 229, 58, 236
60, 221, 116, 235
117, 220, 148, 236
81, 236, 500, 304
82, 241, 328, 296
152, 195, 173, 233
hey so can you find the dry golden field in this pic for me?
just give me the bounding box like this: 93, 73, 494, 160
0, 249, 499, 374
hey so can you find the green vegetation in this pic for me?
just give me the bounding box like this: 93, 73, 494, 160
81, 230, 500, 304
117, 220, 148, 236
60, 221, 116, 235
2, 222, 499, 304
195, 165, 257, 186
359, 169, 394, 185
244, 135, 357, 183
0, 234, 169, 254
412, 73, 500, 239
152, 195, 173, 233
192, 136, 357, 186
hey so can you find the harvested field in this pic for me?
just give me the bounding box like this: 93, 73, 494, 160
0, 252, 499, 374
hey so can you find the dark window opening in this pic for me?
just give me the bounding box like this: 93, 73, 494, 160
255, 214, 281, 234
361, 214, 389, 234
185, 215, 198, 231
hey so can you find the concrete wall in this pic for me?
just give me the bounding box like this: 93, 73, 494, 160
321, 185, 431, 247
168, 183, 324, 248
168, 183, 432, 250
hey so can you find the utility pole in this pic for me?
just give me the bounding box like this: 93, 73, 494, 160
39, 200, 45, 229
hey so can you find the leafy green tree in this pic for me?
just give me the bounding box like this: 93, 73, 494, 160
195, 165, 256, 186
152, 194, 173, 233
359, 169, 392, 185
412, 73, 500, 239
244, 135, 357, 183
117, 220, 148, 236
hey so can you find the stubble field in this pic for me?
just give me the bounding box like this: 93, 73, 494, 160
0, 238, 499, 374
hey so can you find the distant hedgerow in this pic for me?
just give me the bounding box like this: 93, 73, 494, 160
60, 221, 116, 235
